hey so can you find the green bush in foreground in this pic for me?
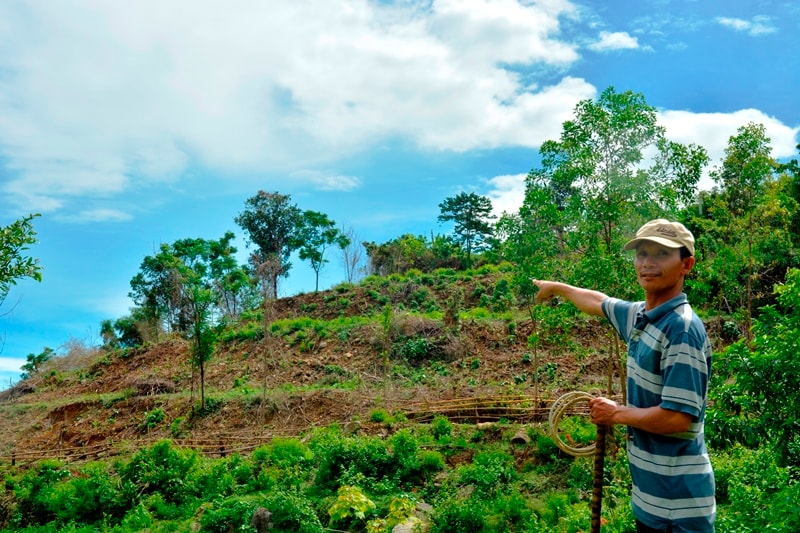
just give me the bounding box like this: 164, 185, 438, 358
2, 421, 799, 533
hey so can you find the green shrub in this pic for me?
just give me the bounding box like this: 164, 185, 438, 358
419, 449, 446, 475
458, 451, 517, 495
252, 438, 314, 469
325, 364, 347, 376
219, 320, 263, 342
394, 336, 431, 362
537, 491, 570, 525
487, 492, 534, 532
139, 491, 186, 520
534, 433, 561, 463
369, 408, 392, 423
8, 460, 134, 529
708, 268, 800, 466
8, 460, 69, 527
139, 407, 165, 432
464, 307, 491, 319
327, 485, 377, 528
194, 456, 251, 500
170, 416, 187, 438
312, 431, 435, 494
714, 444, 800, 530
200, 497, 257, 533
430, 497, 487, 533
470, 283, 486, 300
430, 415, 452, 440
313, 436, 393, 492
566, 458, 593, 491
120, 502, 154, 530
389, 430, 423, 481
120, 440, 200, 506
259, 490, 324, 533
490, 278, 515, 312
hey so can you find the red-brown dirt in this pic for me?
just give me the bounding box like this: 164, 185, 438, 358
0, 275, 725, 465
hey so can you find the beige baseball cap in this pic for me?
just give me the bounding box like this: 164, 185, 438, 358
623, 219, 695, 256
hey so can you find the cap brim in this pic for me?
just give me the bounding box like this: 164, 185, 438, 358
623, 237, 684, 251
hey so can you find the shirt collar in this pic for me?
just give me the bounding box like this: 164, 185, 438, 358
643, 293, 688, 323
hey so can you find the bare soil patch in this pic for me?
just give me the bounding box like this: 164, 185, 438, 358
0, 277, 631, 463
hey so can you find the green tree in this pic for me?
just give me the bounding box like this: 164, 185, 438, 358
235, 191, 302, 298
129, 233, 244, 335
106, 306, 156, 349
495, 177, 571, 296
711, 268, 800, 466
364, 234, 461, 276
713, 123, 774, 218
170, 238, 219, 411
776, 144, 800, 246
538, 87, 707, 256
128, 235, 242, 409
295, 211, 350, 292
1, 214, 43, 307
20, 347, 54, 379
129, 246, 182, 338
207, 233, 253, 319
712, 122, 777, 330
512, 87, 708, 299
684, 123, 800, 322
438, 192, 495, 267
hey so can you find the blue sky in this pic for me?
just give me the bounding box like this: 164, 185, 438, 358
1, 0, 799, 387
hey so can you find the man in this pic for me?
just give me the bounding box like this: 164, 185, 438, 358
533, 219, 715, 533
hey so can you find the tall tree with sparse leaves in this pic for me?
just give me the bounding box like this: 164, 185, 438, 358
235, 191, 302, 298
295, 210, 350, 292
437, 192, 495, 267
340, 225, 365, 284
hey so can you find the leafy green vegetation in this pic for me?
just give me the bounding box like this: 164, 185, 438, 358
4, 421, 797, 532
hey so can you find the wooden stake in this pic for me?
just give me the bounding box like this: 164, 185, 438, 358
591, 423, 608, 533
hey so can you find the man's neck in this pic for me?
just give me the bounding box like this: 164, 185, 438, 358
644, 286, 684, 310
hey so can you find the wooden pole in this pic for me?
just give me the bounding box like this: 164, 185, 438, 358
590, 423, 608, 533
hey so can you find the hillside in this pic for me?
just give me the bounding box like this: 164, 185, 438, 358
0, 269, 663, 463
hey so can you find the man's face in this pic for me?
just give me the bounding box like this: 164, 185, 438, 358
633, 241, 694, 296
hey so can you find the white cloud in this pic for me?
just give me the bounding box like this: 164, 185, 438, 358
0, 0, 589, 217
429, 0, 580, 66
0, 357, 25, 373
716, 16, 777, 36
83, 291, 135, 319
2, 0, 792, 222
589, 31, 639, 52
63, 209, 134, 224
485, 173, 527, 217
417, 76, 596, 151
292, 170, 362, 191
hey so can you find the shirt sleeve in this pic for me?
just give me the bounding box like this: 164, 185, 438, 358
602, 297, 639, 344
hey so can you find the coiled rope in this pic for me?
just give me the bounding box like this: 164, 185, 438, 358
547, 390, 597, 457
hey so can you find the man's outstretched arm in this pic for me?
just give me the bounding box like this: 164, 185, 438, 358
532, 280, 607, 317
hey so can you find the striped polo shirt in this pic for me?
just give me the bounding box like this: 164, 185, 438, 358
602, 294, 716, 532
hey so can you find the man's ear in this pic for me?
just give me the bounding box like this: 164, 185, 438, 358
682, 256, 696, 274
